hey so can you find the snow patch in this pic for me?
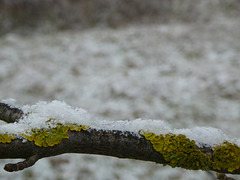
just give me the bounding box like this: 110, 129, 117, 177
1, 98, 17, 108
0, 100, 238, 147
174, 127, 230, 147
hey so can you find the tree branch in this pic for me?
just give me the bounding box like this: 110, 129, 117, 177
0, 102, 239, 178
0, 103, 24, 123
0, 129, 239, 175
217, 173, 235, 180
4, 154, 40, 172
0, 130, 165, 169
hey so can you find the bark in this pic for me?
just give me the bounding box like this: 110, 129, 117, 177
0, 128, 239, 175
0, 102, 239, 179
0, 103, 24, 123
0, 129, 166, 171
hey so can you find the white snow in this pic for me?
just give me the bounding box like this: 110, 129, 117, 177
0, 15, 240, 180
0, 100, 237, 147
0, 98, 18, 108
174, 127, 231, 147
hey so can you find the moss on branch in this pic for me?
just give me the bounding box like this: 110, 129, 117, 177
213, 142, 240, 172
142, 132, 240, 173
0, 118, 90, 147
0, 102, 240, 175
142, 132, 212, 170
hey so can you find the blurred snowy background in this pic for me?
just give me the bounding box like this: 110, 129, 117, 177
0, 0, 240, 179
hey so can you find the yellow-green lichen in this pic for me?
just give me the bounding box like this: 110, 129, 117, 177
18, 118, 91, 147
22, 125, 70, 147
0, 117, 90, 147
142, 132, 212, 170
142, 132, 240, 172
68, 124, 90, 131
22, 124, 90, 147
212, 142, 240, 172
0, 134, 15, 143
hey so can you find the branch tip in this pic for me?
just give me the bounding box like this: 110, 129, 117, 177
4, 155, 40, 172
0, 102, 24, 123
217, 173, 236, 180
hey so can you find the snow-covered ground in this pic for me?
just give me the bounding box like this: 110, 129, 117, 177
0, 15, 240, 179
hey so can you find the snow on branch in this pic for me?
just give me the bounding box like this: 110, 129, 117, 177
0, 100, 239, 177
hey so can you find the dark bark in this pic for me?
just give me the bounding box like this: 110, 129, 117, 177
217, 173, 235, 180
0, 102, 240, 177
0, 129, 166, 171
0, 103, 24, 123
4, 155, 40, 172
0, 129, 239, 175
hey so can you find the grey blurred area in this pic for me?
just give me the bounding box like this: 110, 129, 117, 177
0, 0, 239, 35
0, 1, 240, 180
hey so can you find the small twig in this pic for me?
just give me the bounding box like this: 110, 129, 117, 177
217, 173, 236, 180
0, 103, 24, 123
4, 155, 40, 172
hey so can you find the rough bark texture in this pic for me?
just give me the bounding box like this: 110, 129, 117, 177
0, 128, 239, 175
0, 130, 163, 160
0, 129, 166, 171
